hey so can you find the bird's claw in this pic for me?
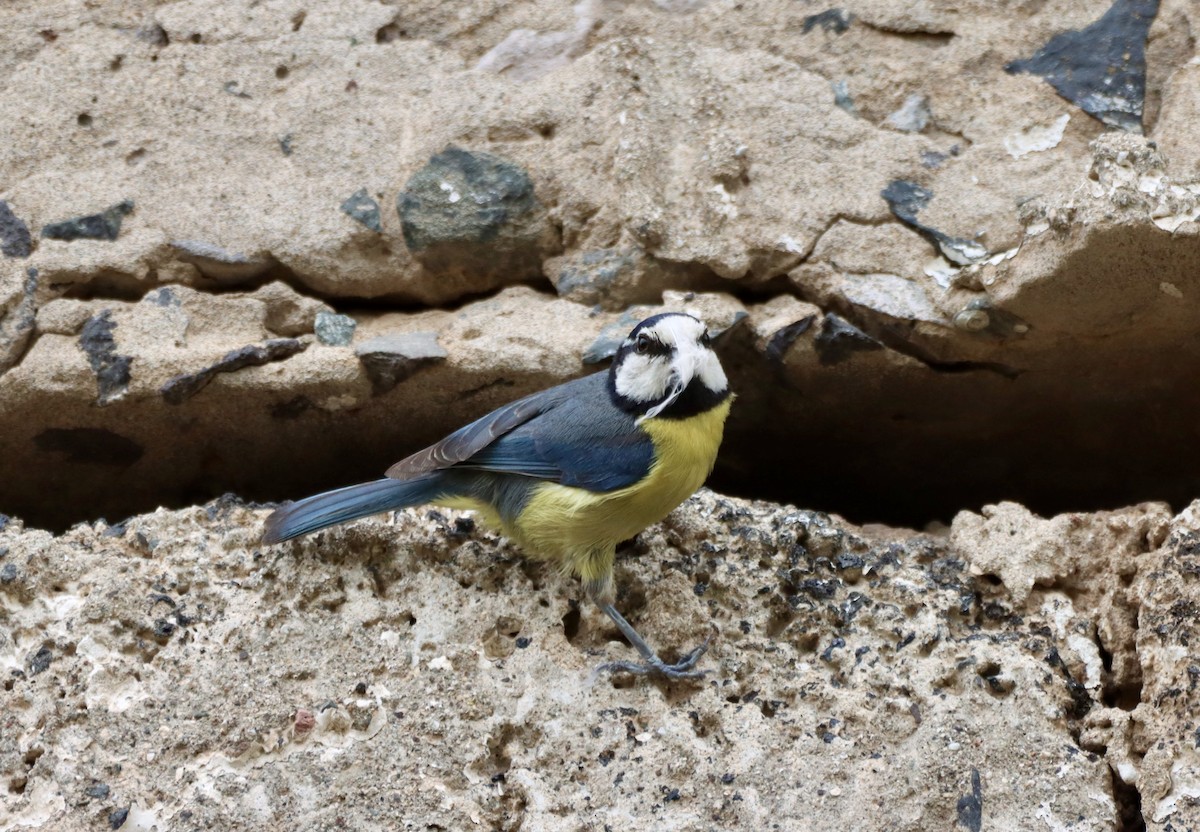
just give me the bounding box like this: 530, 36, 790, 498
597, 640, 710, 681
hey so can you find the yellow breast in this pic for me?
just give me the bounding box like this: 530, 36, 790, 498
510, 397, 733, 565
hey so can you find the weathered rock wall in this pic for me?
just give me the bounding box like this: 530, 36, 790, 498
1, 0, 1199, 528
4, 0, 1200, 829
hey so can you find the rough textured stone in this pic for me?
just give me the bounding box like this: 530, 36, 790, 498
4, 490, 1188, 831
398, 146, 553, 288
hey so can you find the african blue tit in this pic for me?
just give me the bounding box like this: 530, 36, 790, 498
262, 312, 733, 679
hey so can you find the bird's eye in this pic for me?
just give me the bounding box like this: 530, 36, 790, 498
634, 333, 653, 355
700, 330, 713, 347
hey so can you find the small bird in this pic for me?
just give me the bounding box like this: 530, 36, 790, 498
262, 312, 732, 679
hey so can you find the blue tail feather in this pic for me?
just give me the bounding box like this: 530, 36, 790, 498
262, 475, 445, 544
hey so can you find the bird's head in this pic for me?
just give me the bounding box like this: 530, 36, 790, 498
608, 312, 730, 419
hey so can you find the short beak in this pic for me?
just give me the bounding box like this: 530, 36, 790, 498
645, 346, 699, 418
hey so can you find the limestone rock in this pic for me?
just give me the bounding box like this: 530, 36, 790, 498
2, 489, 1177, 831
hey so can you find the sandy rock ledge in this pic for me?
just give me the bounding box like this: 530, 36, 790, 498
2, 491, 1196, 830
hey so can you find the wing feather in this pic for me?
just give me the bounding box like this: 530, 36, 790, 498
385, 372, 654, 493
385, 376, 586, 480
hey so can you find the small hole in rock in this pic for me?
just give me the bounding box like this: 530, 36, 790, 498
275, 65, 289, 79
77, 113, 92, 128
376, 23, 405, 43
189, 33, 202, 44
561, 604, 582, 643
291, 11, 307, 31
109, 55, 124, 71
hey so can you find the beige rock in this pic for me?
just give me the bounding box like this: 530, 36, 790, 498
0, 489, 1155, 831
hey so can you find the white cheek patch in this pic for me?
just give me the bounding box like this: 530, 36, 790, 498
694, 349, 728, 393
614, 354, 674, 403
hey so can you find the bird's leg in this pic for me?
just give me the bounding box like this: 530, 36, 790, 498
583, 577, 709, 681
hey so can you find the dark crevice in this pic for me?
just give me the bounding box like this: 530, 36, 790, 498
1111, 768, 1146, 832
858, 20, 955, 46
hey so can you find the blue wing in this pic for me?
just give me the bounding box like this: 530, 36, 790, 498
388, 372, 654, 492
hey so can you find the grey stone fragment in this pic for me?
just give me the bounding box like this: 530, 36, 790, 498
881, 180, 988, 265
42, 200, 133, 242
552, 248, 638, 304
78, 310, 132, 405
161, 339, 308, 405
803, 9, 853, 34
27, 646, 52, 674
814, 314, 883, 365
0, 200, 33, 258
354, 331, 447, 394
766, 317, 816, 364
399, 147, 536, 250
397, 146, 548, 284
886, 94, 931, 133
340, 188, 382, 232
171, 240, 275, 281
315, 311, 357, 346
1006, 0, 1156, 132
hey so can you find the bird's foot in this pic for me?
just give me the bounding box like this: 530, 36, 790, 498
597, 640, 709, 681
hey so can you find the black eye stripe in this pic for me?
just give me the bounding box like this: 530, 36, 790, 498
632, 335, 671, 357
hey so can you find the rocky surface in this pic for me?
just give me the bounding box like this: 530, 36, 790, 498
4, 0, 1200, 828
4, 490, 1197, 831
3, 0, 1200, 528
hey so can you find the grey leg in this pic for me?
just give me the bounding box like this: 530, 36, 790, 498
595, 602, 709, 681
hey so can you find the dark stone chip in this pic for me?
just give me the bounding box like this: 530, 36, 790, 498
765, 317, 815, 364
721, 773, 735, 784
109, 807, 129, 830
0, 563, 17, 583
955, 768, 983, 832
802, 9, 853, 34
153, 618, 176, 639
85, 783, 110, 800
515, 637, 531, 649
1006, 0, 1157, 131
354, 332, 447, 395
0, 201, 33, 258
35, 428, 144, 466
813, 314, 883, 366
78, 310, 133, 405
340, 188, 382, 232
161, 338, 307, 404
881, 180, 988, 265
398, 146, 536, 251
42, 200, 133, 242
27, 646, 52, 675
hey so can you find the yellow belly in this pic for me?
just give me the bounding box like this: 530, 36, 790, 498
505, 398, 732, 579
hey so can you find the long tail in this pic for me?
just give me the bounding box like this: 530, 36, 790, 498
262, 475, 446, 544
